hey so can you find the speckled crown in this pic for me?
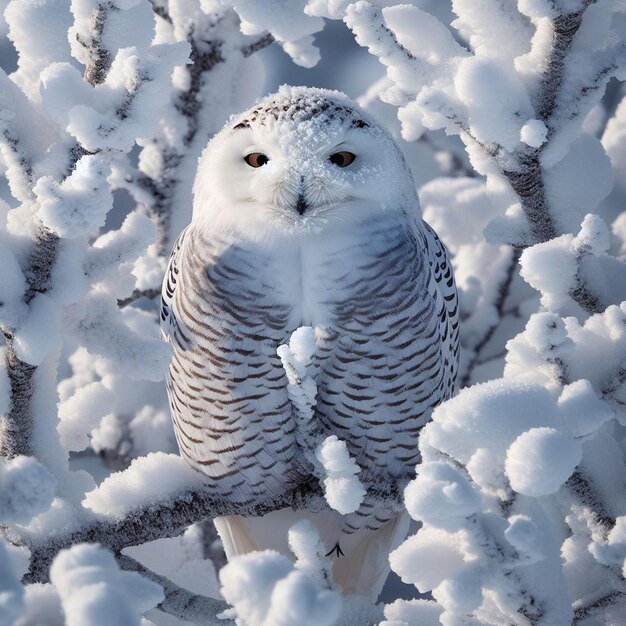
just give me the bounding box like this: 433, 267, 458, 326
231, 85, 371, 129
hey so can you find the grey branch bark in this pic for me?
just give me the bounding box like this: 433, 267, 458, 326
118, 554, 230, 625
17, 480, 323, 584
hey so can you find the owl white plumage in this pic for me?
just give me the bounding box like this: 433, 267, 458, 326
161, 86, 459, 599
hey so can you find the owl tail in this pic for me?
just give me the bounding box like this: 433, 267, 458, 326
213, 508, 410, 600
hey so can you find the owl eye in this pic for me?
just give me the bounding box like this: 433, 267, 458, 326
244, 153, 270, 168
329, 151, 356, 167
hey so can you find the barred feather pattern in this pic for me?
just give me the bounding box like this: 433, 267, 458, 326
161, 211, 459, 535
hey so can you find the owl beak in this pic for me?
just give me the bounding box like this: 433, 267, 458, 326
295, 193, 308, 216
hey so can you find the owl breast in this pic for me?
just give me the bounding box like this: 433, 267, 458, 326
168, 212, 453, 508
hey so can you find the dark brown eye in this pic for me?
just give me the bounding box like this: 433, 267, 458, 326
329, 151, 356, 167
244, 153, 269, 168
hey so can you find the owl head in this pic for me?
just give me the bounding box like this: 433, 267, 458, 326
193, 86, 417, 238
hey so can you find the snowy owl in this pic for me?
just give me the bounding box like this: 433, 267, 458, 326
161, 86, 459, 598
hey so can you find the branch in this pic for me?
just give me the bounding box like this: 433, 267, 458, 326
242, 33, 275, 58
536, 1, 598, 123
117, 287, 162, 308
573, 590, 626, 624
75, 1, 114, 85
18, 480, 324, 584
565, 471, 615, 539
460, 248, 520, 388
118, 554, 229, 625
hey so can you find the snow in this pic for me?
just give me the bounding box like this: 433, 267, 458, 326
12, 294, 61, 366
520, 118, 548, 147
389, 527, 465, 590
505, 427, 582, 496
454, 56, 532, 151
50, 543, 163, 626
0, 456, 56, 524
403, 462, 480, 527
277, 326, 317, 425
219, 547, 341, 626
558, 379, 614, 438
0, 538, 23, 625
34, 155, 113, 239
382, 598, 443, 626
315, 436, 366, 515
224, 0, 324, 67
504, 515, 542, 561
82, 452, 204, 517
57, 382, 115, 453
66, 292, 171, 382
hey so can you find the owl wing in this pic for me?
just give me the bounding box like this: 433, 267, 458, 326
312, 216, 459, 535
421, 218, 460, 400
160, 226, 189, 346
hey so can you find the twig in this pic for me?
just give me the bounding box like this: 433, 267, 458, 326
118, 287, 162, 308
460, 248, 520, 388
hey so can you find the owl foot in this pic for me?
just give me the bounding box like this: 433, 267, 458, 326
325, 542, 345, 558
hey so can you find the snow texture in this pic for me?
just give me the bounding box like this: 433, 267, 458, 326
315, 436, 366, 515
278, 327, 366, 515
50, 543, 163, 626
219, 522, 341, 626
82, 453, 205, 518
0, 456, 56, 524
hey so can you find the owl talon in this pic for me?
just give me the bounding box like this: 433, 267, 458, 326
325, 542, 345, 558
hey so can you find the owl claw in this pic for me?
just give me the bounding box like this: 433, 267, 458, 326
325, 542, 344, 558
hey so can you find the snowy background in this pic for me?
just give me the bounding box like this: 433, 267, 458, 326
0, 1, 625, 625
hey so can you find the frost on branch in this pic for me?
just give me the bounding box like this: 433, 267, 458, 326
278, 327, 366, 515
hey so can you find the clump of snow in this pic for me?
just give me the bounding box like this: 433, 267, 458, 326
382, 598, 443, 626
58, 382, 115, 452
219, 546, 341, 626
504, 515, 542, 561
277, 326, 317, 425
223, 0, 324, 67
287, 520, 333, 587
0, 245, 27, 328
389, 526, 464, 591
34, 155, 113, 239
519, 234, 578, 313
454, 57, 532, 151
50, 543, 163, 626
505, 427, 582, 497
558, 379, 614, 438
432, 562, 484, 615
13, 294, 61, 366
67, 292, 171, 382
315, 436, 365, 515
0, 456, 56, 524
572, 213, 611, 256
0, 538, 24, 624
403, 462, 480, 527
82, 452, 205, 517
520, 118, 548, 147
